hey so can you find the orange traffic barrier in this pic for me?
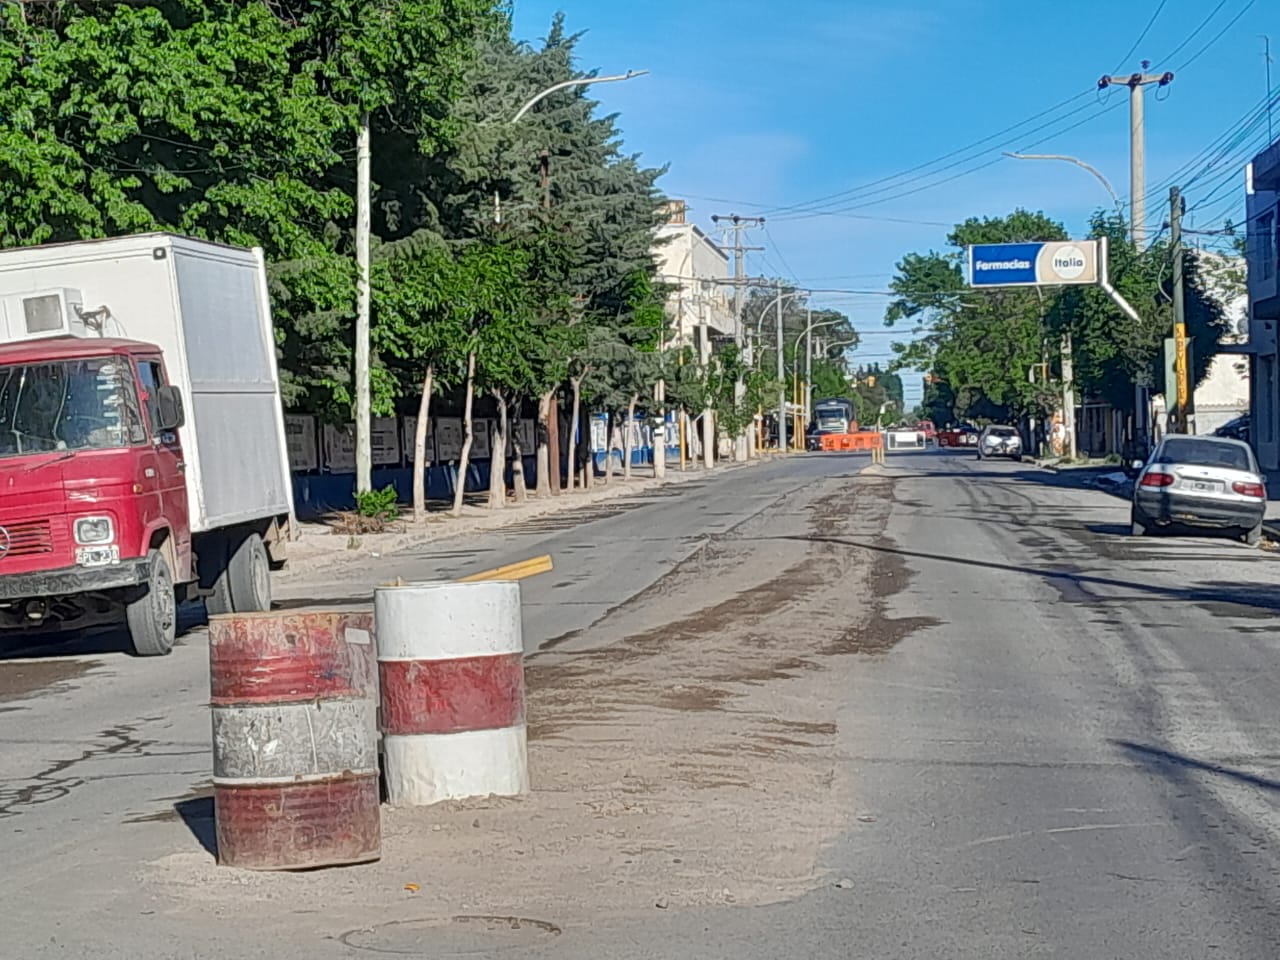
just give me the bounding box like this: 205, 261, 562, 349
818, 431, 882, 452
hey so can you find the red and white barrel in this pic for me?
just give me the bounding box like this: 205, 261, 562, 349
374, 580, 528, 806
208, 610, 381, 870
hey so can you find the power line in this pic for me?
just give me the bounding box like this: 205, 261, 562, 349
762, 225, 800, 284
1135, 89, 1278, 206
771, 97, 1110, 220
1173, 0, 1257, 72
782, 97, 1125, 220
758, 89, 1098, 218
1111, 0, 1170, 74
1155, 0, 1231, 65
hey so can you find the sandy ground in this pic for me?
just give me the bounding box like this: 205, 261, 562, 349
138, 469, 897, 932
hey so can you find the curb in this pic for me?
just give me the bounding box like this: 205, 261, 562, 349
284, 457, 763, 577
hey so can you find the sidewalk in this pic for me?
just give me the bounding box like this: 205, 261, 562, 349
282, 457, 762, 578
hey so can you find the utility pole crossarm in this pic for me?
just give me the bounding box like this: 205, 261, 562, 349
1097, 69, 1174, 249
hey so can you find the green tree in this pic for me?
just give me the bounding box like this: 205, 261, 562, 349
886, 209, 1068, 421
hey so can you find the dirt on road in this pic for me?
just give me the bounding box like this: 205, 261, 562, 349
142, 471, 902, 933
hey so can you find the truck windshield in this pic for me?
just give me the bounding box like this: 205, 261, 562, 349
0, 358, 145, 458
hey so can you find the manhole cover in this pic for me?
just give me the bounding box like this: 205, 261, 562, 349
339, 915, 561, 956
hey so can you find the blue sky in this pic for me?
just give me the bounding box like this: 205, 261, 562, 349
511, 0, 1276, 406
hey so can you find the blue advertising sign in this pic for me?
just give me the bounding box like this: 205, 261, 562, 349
967, 240, 1101, 287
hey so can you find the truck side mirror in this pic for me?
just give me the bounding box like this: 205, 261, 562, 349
157, 385, 185, 432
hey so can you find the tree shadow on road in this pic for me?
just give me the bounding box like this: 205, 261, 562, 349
766, 533, 1280, 616
1112, 740, 1280, 793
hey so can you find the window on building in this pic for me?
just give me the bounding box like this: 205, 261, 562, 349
1261, 211, 1277, 281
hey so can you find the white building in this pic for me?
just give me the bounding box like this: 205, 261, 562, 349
653, 200, 736, 348
1245, 138, 1280, 469
1184, 251, 1249, 436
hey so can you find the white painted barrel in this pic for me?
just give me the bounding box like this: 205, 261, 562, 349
374, 580, 528, 806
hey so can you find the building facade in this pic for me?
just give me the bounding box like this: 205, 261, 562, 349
1246, 139, 1280, 469
653, 200, 736, 348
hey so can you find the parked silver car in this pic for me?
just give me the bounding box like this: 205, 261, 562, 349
976, 424, 1022, 460
1131, 435, 1267, 544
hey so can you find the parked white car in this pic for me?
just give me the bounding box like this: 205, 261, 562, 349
1131, 436, 1267, 544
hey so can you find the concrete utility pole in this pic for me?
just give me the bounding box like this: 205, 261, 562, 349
1098, 66, 1173, 248
1170, 186, 1191, 433
775, 286, 787, 454
354, 115, 372, 494
711, 214, 764, 461
698, 287, 715, 469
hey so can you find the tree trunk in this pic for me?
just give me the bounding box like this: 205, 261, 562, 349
450, 351, 476, 518
511, 399, 528, 502
569, 376, 582, 492
488, 388, 507, 510
535, 389, 554, 498
412, 364, 434, 523
604, 412, 617, 486
624, 392, 638, 480
549, 389, 562, 496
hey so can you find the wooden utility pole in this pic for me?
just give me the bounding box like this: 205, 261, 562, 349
1170, 186, 1191, 433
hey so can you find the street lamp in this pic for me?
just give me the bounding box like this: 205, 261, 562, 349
791, 315, 847, 426
1003, 150, 1144, 453
1002, 152, 1125, 227
495, 70, 649, 224
752, 288, 809, 453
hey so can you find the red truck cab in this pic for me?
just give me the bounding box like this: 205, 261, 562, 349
0, 336, 191, 653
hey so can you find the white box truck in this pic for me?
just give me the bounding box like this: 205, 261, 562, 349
0, 233, 294, 655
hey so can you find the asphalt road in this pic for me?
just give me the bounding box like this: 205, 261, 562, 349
550, 451, 1280, 959
4, 449, 1280, 958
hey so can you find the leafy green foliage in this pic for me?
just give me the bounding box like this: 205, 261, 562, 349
888, 207, 1232, 424
356, 484, 399, 521
0, 3, 676, 486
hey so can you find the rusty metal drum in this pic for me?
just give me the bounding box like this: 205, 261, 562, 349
208, 610, 381, 870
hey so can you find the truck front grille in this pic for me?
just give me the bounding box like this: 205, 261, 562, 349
0, 520, 54, 558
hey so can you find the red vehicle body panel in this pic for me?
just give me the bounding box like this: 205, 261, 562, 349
0, 337, 192, 585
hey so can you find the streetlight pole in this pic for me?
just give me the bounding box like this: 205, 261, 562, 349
791, 314, 846, 425
495, 70, 649, 225
752, 288, 808, 451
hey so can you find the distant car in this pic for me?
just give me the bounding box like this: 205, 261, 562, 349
1213, 415, 1250, 443
1131, 435, 1266, 544
977, 424, 1022, 460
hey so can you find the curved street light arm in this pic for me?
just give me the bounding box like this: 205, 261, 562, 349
1002, 152, 1124, 220
510, 70, 650, 123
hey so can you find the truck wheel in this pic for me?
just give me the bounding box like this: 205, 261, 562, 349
127, 550, 177, 657
228, 532, 271, 613
201, 536, 234, 617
